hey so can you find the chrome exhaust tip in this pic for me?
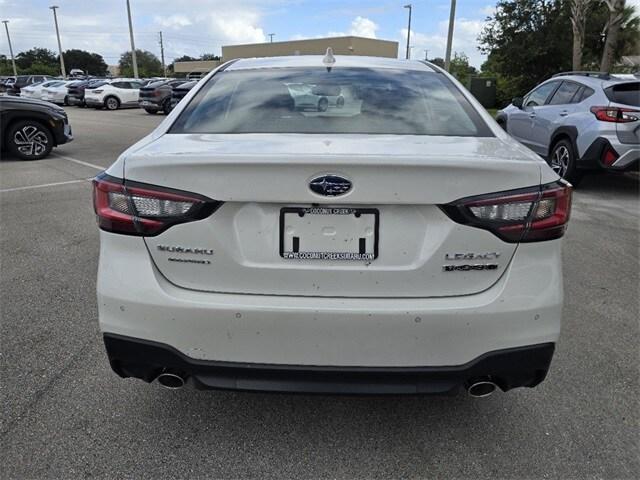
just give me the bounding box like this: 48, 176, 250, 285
467, 379, 498, 398
156, 372, 185, 389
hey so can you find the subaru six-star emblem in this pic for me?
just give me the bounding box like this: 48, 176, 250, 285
309, 175, 352, 196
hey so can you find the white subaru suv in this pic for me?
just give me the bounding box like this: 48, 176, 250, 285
94, 55, 572, 396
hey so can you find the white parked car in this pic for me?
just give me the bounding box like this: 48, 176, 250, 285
93, 55, 572, 396
19, 80, 65, 100
85, 79, 144, 110
40, 80, 75, 105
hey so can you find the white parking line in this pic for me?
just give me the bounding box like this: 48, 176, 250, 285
51, 153, 104, 171
0, 179, 90, 193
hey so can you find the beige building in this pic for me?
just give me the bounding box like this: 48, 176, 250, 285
174, 36, 399, 75
222, 36, 398, 60
174, 59, 222, 74
107, 65, 121, 76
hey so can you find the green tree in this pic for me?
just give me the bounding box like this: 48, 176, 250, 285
63, 49, 108, 76
173, 55, 198, 63
15, 47, 58, 70
479, 0, 572, 106
23, 62, 60, 76
0, 54, 14, 75
448, 52, 478, 87
200, 53, 221, 61
428, 57, 445, 68
480, 0, 639, 106
118, 49, 163, 77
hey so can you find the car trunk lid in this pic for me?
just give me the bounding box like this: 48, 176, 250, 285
126, 134, 541, 298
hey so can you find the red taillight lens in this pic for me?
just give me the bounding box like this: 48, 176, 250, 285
440, 181, 572, 243
92, 173, 221, 236
590, 106, 639, 123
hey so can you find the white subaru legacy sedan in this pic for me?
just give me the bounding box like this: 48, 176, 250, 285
94, 55, 572, 397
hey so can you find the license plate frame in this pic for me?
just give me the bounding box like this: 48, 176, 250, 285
279, 206, 379, 261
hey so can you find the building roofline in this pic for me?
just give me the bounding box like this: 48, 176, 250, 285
222, 36, 399, 50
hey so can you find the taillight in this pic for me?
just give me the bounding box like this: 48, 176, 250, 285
92, 173, 222, 236
440, 181, 572, 243
590, 106, 639, 123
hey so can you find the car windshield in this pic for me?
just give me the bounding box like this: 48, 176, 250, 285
170, 68, 491, 136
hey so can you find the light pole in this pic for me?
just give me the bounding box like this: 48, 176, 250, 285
268, 33, 275, 43
49, 6, 66, 77
444, 0, 457, 72
2, 20, 17, 76
404, 4, 412, 60
125, 0, 139, 78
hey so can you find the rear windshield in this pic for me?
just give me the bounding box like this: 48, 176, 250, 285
170, 68, 491, 136
605, 82, 639, 107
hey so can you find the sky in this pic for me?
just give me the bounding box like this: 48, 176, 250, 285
0, 0, 551, 69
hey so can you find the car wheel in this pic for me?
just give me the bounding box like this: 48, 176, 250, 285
549, 139, 582, 185
318, 97, 329, 112
144, 108, 158, 114
6, 120, 54, 160
336, 96, 345, 108
105, 96, 120, 110
162, 98, 173, 115
63, 95, 69, 106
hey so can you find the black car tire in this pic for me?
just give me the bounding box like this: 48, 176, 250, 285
6, 120, 54, 160
162, 98, 172, 115
318, 97, 329, 112
63, 95, 69, 106
548, 138, 582, 186
105, 96, 120, 111
144, 108, 158, 114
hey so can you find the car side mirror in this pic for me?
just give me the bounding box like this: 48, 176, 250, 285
512, 97, 524, 109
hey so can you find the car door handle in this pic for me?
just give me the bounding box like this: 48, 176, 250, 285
529, 113, 536, 118
559, 110, 569, 116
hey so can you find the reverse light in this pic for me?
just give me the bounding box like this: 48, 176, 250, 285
590, 106, 639, 123
92, 173, 222, 236
440, 181, 572, 243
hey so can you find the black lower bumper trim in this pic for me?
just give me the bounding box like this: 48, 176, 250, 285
103, 333, 555, 394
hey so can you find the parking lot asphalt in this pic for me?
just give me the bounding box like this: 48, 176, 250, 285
1, 107, 638, 479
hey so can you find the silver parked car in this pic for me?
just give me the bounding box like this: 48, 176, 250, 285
497, 72, 639, 184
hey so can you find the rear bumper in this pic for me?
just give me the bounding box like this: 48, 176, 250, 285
104, 333, 555, 394
98, 232, 563, 373
580, 137, 639, 171
139, 99, 161, 109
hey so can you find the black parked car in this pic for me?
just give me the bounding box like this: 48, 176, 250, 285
139, 79, 188, 114
5, 75, 54, 96
67, 79, 109, 107
0, 96, 73, 160
169, 80, 197, 110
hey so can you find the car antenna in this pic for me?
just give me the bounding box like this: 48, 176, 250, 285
323, 47, 336, 72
